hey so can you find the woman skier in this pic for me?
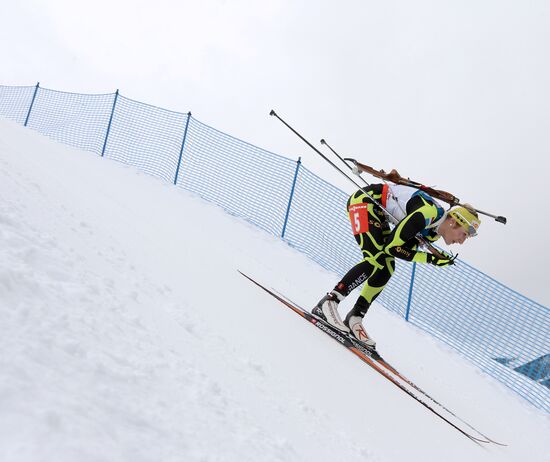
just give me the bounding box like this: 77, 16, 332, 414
312, 182, 481, 348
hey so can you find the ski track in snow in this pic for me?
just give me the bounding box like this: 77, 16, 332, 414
0, 119, 549, 462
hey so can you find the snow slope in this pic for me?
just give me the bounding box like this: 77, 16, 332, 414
0, 119, 549, 462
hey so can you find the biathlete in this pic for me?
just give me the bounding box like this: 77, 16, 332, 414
312, 183, 481, 348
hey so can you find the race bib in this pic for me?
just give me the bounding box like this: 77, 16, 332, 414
349, 203, 369, 235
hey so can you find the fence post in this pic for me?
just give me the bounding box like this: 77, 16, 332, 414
101, 89, 119, 157
174, 112, 192, 185
404, 262, 417, 321
281, 157, 301, 239
24, 82, 40, 127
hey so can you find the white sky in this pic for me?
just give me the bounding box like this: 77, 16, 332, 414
2, 0, 550, 305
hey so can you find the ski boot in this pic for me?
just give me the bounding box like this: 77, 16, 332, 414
344, 313, 376, 349
312, 292, 349, 333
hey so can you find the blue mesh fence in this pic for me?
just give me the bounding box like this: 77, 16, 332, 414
104, 95, 188, 183
177, 117, 297, 236
411, 261, 550, 411
26, 86, 115, 154
1, 84, 548, 412
0, 84, 36, 124
283, 166, 359, 273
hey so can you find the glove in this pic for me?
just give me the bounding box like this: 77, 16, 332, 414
427, 253, 456, 267
437, 249, 455, 260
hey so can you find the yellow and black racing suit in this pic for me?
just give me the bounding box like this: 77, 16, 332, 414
335, 184, 445, 318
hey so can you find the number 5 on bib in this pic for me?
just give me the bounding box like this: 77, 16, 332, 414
349, 203, 369, 235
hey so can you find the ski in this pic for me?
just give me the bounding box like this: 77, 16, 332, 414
239, 271, 505, 445
272, 289, 506, 446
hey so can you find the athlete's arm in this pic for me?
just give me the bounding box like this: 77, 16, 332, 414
383, 195, 440, 263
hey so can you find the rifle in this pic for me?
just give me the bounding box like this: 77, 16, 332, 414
344, 158, 506, 224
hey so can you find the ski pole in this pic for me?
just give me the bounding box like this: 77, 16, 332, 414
269, 110, 448, 260
269, 110, 367, 194
321, 139, 382, 192
270, 110, 394, 220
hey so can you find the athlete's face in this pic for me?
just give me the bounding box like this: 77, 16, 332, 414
441, 219, 470, 245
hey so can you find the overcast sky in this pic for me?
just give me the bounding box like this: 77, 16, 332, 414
2, 0, 549, 305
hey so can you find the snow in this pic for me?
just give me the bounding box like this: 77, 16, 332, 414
0, 118, 549, 462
